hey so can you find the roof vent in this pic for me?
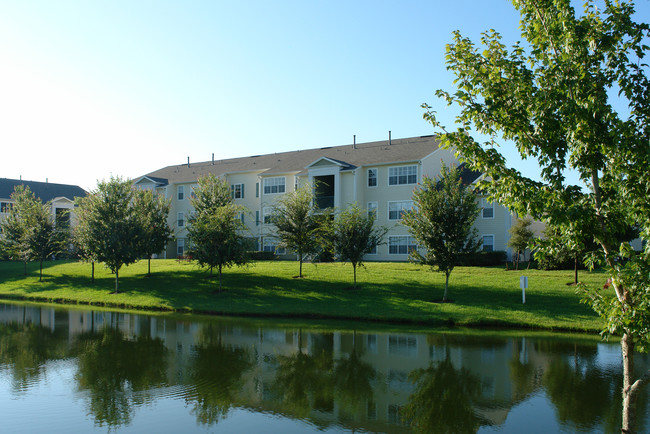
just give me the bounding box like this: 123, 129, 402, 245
389, 130, 392, 145
353, 134, 356, 149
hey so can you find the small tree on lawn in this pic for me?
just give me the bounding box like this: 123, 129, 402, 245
402, 164, 481, 302
424, 1, 650, 430
72, 195, 99, 284
330, 203, 387, 288
187, 175, 250, 291
271, 183, 328, 278
507, 217, 534, 270
132, 189, 173, 277
0, 185, 68, 281
75, 176, 142, 293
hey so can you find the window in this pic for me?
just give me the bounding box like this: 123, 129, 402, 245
388, 165, 417, 185
236, 212, 245, 224
190, 184, 197, 199
255, 210, 260, 226
388, 201, 413, 220
483, 235, 494, 252
367, 202, 378, 219
367, 168, 377, 187
177, 239, 185, 256
177, 212, 185, 227
294, 176, 299, 191
256, 182, 260, 198
389, 236, 417, 254
263, 177, 285, 194
263, 238, 285, 255
231, 183, 244, 199
178, 185, 185, 200
263, 207, 273, 224
0, 202, 12, 213
481, 198, 494, 219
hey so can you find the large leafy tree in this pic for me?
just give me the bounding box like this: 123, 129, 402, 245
0, 185, 68, 281
271, 183, 328, 278
187, 174, 250, 291
132, 189, 173, 277
402, 164, 481, 302
74, 176, 142, 293
330, 203, 387, 288
425, 1, 650, 430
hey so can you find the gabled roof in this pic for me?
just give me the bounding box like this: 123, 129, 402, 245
141, 135, 442, 184
0, 179, 87, 203
133, 175, 169, 187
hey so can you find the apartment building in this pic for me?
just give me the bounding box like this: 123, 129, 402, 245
134, 135, 516, 261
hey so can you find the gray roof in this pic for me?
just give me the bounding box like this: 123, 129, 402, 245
0, 179, 87, 203
143, 135, 442, 185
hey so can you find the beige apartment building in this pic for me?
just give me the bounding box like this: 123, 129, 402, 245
134, 135, 519, 261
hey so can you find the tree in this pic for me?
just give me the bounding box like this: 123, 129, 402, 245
0, 185, 68, 281
132, 189, 173, 277
402, 165, 481, 302
507, 217, 534, 270
330, 203, 387, 288
424, 1, 650, 430
72, 195, 99, 284
187, 175, 250, 291
75, 176, 142, 293
271, 183, 327, 278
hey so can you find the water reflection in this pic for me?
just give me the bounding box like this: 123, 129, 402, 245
0, 302, 648, 433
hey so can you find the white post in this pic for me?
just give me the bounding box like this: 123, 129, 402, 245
520, 276, 528, 304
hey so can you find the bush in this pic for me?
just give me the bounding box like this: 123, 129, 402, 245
457, 250, 507, 267
249, 251, 277, 261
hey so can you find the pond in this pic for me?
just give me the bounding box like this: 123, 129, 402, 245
0, 301, 648, 433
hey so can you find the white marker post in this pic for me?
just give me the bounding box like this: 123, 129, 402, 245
520, 276, 528, 304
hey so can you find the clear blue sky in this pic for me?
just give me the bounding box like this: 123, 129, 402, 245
1, 1, 648, 191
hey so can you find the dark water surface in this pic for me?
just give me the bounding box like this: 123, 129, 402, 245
1, 302, 648, 433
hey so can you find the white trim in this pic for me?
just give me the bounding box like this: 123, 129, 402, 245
388, 235, 417, 255
482, 234, 495, 252
481, 197, 495, 219
367, 168, 378, 188
263, 176, 286, 195
388, 165, 418, 186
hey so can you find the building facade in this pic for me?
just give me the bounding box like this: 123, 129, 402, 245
134, 135, 518, 261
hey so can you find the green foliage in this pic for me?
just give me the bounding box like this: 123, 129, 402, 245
456, 250, 507, 267
402, 164, 481, 301
132, 189, 173, 276
187, 175, 250, 290
0, 185, 69, 281
271, 183, 329, 277
74, 176, 142, 293
330, 203, 387, 288
508, 217, 534, 269
426, 0, 650, 429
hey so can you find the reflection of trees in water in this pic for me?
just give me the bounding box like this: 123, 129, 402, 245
73, 328, 168, 429
184, 323, 253, 426
332, 331, 376, 419
271, 330, 334, 418
402, 353, 483, 434
0, 320, 69, 392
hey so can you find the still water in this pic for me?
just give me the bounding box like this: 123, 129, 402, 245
0, 302, 648, 433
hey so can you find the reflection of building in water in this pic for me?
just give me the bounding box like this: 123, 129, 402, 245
0, 304, 585, 431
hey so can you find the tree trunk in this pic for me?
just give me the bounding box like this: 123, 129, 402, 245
39, 259, 43, 282
443, 272, 450, 302
574, 256, 579, 285
218, 264, 223, 292
299, 252, 303, 278
91, 261, 95, 284
114, 269, 119, 294
353, 263, 357, 288
148, 257, 151, 277
622, 332, 636, 433
23, 261, 27, 276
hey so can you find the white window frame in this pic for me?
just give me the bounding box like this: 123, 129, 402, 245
388, 235, 417, 255
388, 165, 417, 186
177, 212, 185, 227
177, 185, 185, 200
482, 234, 495, 252
263, 176, 286, 195
481, 198, 494, 219
388, 200, 413, 221
177, 239, 185, 256
367, 168, 378, 187
231, 183, 244, 199
367, 201, 378, 220
263, 207, 273, 225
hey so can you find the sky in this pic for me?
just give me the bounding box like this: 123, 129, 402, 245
1, 1, 648, 191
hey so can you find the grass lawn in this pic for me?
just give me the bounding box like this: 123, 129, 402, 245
0, 259, 607, 332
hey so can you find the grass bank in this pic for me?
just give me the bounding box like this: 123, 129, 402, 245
0, 259, 606, 332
